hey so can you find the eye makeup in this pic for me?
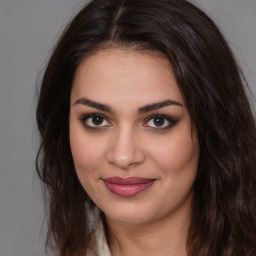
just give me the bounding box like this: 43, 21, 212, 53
143, 114, 178, 130
79, 112, 178, 131
79, 113, 112, 129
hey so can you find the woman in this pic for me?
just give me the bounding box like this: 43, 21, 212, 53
36, 0, 256, 255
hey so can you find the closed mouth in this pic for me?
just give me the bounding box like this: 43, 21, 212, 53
103, 176, 156, 197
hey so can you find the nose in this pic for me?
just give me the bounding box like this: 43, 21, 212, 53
107, 126, 145, 169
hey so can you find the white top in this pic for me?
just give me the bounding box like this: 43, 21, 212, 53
87, 220, 111, 256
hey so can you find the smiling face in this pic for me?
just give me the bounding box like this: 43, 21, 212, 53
69, 48, 200, 226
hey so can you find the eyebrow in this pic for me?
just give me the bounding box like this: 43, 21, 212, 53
73, 98, 114, 113
138, 100, 182, 114
73, 98, 182, 113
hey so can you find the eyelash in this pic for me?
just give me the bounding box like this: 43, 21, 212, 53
79, 113, 177, 130
79, 113, 111, 129
143, 114, 177, 130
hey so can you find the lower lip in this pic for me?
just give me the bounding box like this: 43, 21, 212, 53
103, 180, 155, 197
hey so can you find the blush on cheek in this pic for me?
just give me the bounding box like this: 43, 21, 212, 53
174, 143, 197, 166
70, 138, 105, 184
70, 126, 96, 164
156, 136, 199, 177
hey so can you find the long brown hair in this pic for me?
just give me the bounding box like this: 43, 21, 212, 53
36, 0, 256, 255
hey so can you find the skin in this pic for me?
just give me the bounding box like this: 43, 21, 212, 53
69, 48, 200, 256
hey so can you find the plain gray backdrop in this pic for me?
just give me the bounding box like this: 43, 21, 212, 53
0, 0, 255, 256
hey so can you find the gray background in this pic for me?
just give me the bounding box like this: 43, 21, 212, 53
0, 0, 255, 256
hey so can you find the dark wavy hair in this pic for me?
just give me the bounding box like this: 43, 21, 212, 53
36, 0, 256, 255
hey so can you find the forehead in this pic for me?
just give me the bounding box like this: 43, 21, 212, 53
71, 48, 184, 107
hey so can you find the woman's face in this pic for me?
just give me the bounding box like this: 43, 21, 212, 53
69, 48, 200, 225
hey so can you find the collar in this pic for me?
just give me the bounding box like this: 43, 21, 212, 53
87, 219, 111, 256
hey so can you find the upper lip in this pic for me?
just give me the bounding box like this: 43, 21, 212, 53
103, 176, 155, 184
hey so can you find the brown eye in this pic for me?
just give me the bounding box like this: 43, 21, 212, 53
153, 117, 165, 127
92, 116, 104, 126
81, 114, 111, 128
144, 115, 177, 129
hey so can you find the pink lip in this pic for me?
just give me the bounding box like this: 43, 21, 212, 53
103, 176, 156, 197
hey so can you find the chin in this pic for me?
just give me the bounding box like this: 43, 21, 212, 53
99, 202, 153, 225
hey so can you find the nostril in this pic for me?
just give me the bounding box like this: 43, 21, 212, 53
107, 147, 145, 169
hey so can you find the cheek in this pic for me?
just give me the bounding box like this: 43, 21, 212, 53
151, 130, 199, 177
151, 131, 199, 214
69, 121, 106, 181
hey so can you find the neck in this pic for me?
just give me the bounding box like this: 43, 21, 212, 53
105, 200, 191, 256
